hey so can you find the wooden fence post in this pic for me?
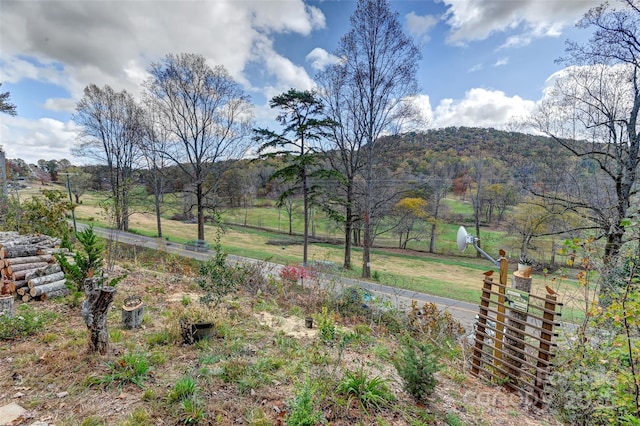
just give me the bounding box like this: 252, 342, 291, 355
505, 273, 531, 386
533, 293, 557, 407
493, 254, 508, 369
472, 277, 493, 376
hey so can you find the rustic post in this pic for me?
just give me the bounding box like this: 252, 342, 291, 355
472, 276, 493, 376
533, 293, 557, 407
0, 150, 7, 200
82, 277, 116, 354
493, 250, 508, 368
505, 271, 532, 386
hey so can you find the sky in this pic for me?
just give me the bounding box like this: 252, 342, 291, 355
0, 0, 602, 165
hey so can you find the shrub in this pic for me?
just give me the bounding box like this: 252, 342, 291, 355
1, 189, 72, 238
330, 287, 369, 318
280, 264, 313, 284
393, 337, 440, 401
409, 302, 465, 341
241, 260, 271, 295
0, 304, 56, 340
196, 216, 247, 307
286, 379, 325, 426
56, 225, 126, 294
318, 306, 336, 345
549, 237, 640, 423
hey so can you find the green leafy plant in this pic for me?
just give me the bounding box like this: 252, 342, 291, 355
393, 337, 440, 401
180, 397, 206, 425
285, 379, 325, 426
1, 189, 72, 238
0, 304, 56, 340
196, 215, 247, 307
518, 253, 534, 266
550, 235, 640, 423
88, 351, 151, 389
168, 376, 198, 403
336, 368, 394, 414
318, 306, 336, 344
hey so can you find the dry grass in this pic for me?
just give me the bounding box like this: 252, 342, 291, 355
0, 246, 566, 426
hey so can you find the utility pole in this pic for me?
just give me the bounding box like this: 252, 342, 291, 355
60, 172, 77, 234
0, 149, 7, 200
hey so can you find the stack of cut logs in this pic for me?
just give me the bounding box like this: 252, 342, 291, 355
0, 232, 70, 302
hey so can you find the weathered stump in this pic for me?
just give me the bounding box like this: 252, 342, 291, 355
0, 294, 14, 318
82, 277, 116, 354
122, 295, 144, 329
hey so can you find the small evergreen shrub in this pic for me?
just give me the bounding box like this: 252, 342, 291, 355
318, 307, 336, 344
393, 337, 441, 401
56, 225, 126, 294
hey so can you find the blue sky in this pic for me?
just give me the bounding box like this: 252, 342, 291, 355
0, 0, 600, 164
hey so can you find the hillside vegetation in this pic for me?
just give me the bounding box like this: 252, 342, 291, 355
1, 243, 562, 425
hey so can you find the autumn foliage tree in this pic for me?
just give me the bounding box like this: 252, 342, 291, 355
393, 197, 429, 249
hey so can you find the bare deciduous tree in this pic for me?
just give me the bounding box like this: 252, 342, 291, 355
145, 53, 253, 241
140, 103, 172, 238
531, 0, 640, 301
73, 84, 144, 231
318, 0, 422, 277
533, 3, 640, 255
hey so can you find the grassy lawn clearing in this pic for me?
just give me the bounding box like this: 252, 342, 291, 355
21, 184, 590, 321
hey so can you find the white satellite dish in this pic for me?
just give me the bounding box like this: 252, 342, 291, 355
457, 226, 474, 252
456, 226, 499, 266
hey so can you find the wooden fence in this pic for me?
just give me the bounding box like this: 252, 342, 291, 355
471, 273, 563, 408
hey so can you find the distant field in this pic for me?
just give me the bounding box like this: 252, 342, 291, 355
16, 182, 588, 321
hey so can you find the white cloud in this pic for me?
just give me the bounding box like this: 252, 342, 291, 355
1, 115, 79, 163
408, 94, 434, 130
0, 0, 323, 100
494, 57, 509, 67
0, 0, 326, 163
440, 0, 600, 45
430, 88, 536, 129
405, 12, 439, 44
255, 38, 316, 98
43, 98, 77, 113
252, 2, 325, 35
306, 48, 341, 71
468, 64, 483, 73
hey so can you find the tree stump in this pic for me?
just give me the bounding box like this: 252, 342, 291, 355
82, 277, 116, 354
0, 295, 14, 318
122, 295, 144, 329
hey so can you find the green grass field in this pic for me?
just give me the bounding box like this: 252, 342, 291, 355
19, 182, 587, 320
